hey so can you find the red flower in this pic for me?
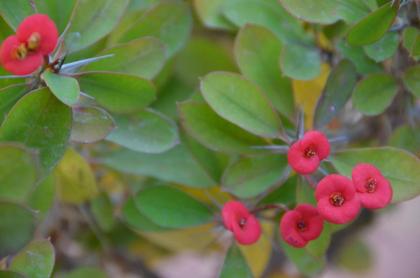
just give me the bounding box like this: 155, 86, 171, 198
287, 130, 330, 175
221, 201, 261, 245
315, 174, 360, 224
0, 14, 58, 75
279, 204, 324, 248
352, 163, 392, 209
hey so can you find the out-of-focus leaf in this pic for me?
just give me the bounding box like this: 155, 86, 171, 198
402, 27, 420, 60
402, 65, 420, 98
179, 101, 268, 154
200, 72, 282, 138
0, 271, 25, 278
0, 143, 38, 202
0, 16, 14, 43
55, 148, 98, 204
0, 0, 32, 29
314, 60, 357, 128
71, 106, 115, 144
389, 125, 420, 154
336, 238, 373, 272
91, 193, 115, 232
65, 0, 129, 52
42, 71, 80, 106
337, 41, 382, 74
83, 37, 166, 79
175, 37, 236, 87
347, 2, 398, 46
222, 155, 288, 198
352, 73, 398, 116
222, 0, 308, 43
119, 1, 192, 57
9, 239, 55, 278
0, 201, 35, 257
78, 72, 156, 114
220, 244, 253, 278
121, 197, 166, 232
35, 0, 76, 33
107, 109, 178, 154
332, 147, 420, 203
364, 32, 399, 62
27, 175, 55, 217
100, 144, 215, 188
61, 267, 108, 278
278, 0, 369, 24
235, 24, 294, 118
296, 177, 316, 205
0, 88, 72, 173
134, 186, 213, 228
259, 175, 297, 206
193, 0, 236, 30
0, 84, 27, 124
280, 45, 321, 81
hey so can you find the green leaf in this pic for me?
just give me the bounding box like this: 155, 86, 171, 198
335, 237, 373, 272
200, 72, 282, 138
70, 106, 115, 144
0, 88, 72, 173
222, 155, 288, 198
55, 148, 98, 204
347, 2, 398, 46
331, 147, 420, 203
65, 0, 129, 52
235, 24, 294, 118
337, 41, 382, 74
278, 0, 370, 24
219, 244, 253, 278
134, 186, 213, 228
402, 65, 420, 98
35, 0, 76, 33
83, 37, 166, 79
27, 175, 55, 217
0, 84, 28, 124
0, 271, 25, 278
121, 197, 166, 232
0, 0, 32, 30
296, 177, 316, 205
280, 45, 321, 81
91, 193, 115, 232
119, 1, 192, 57
179, 101, 268, 154
193, 0, 236, 30
9, 239, 55, 278
364, 32, 399, 62
352, 73, 398, 116
78, 72, 156, 114
258, 175, 297, 206
0, 16, 14, 42
0, 143, 39, 202
389, 125, 420, 154
402, 27, 420, 60
0, 201, 35, 257
61, 267, 108, 278
100, 144, 215, 188
107, 109, 178, 153
222, 0, 308, 44
42, 71, 80, 106
314, 60, 358, 128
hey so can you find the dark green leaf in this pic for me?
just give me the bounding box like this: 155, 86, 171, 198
0, 88, 72, 173
0, 201, 35, 257
314, 60, 358, 128
179, 101, 268, 154
83, 37, 166, 79
35, 0, 76, 33
332, 147, 420, 203
0, 271, 25, 278
200, 72, 282, 138
121, 197, 166, 232
9, 239, 55, 278
258, 175, 297, 206
42, 71, 80, 106
219, 244, 253, 278
280, 45, 321, 80
0, 0, 32, 30
27, 175, 55, 217
0, 84, 28, 124
107, 109, 178, 153
402, 65, 420, 98
347, 2, 398, 46
235, 24, 294, 118
389, 125, 420, 154
364, 32, 399, 62
91, 193, 115, 232
352, 73, 398, 116
402, 27, 420, 60
134, 186, 213, 228
78, 72, 156, 114
337, 41, 382, 74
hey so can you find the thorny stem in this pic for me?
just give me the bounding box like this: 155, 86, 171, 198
251, 204, 289, 214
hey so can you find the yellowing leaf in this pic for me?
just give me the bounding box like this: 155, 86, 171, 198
293, 64, 330, 128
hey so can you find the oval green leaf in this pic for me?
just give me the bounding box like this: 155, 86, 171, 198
280, 45, 321, 81
352, 73, 398, 116
134, 186, 213, 228
364, 32, 399, 62
42, 71, 80, 106
78, 72, 156, 114
0, 84, 28, 124
220, 244, 253, 278
402, 65, 420, 98
200, 72, 282, 138
332, 147, 420, 203
121, 197, 166, 232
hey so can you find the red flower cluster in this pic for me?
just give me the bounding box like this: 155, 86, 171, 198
280, 164, 392, 247
221, 201, 261, 245
288, 130, 330, 175
0, 14, 58, 75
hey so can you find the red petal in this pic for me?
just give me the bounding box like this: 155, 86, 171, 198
303, 130, 330, 160
317, 197, 360, 224
232, 215, 261, 245
315, 174, 355, 201
16, 14, 58, 55
358, 175, 392, 209
279, 210, 307, 247
295, 204, 324, 241
221, 201, 249, 231
288, 140, 320, 174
